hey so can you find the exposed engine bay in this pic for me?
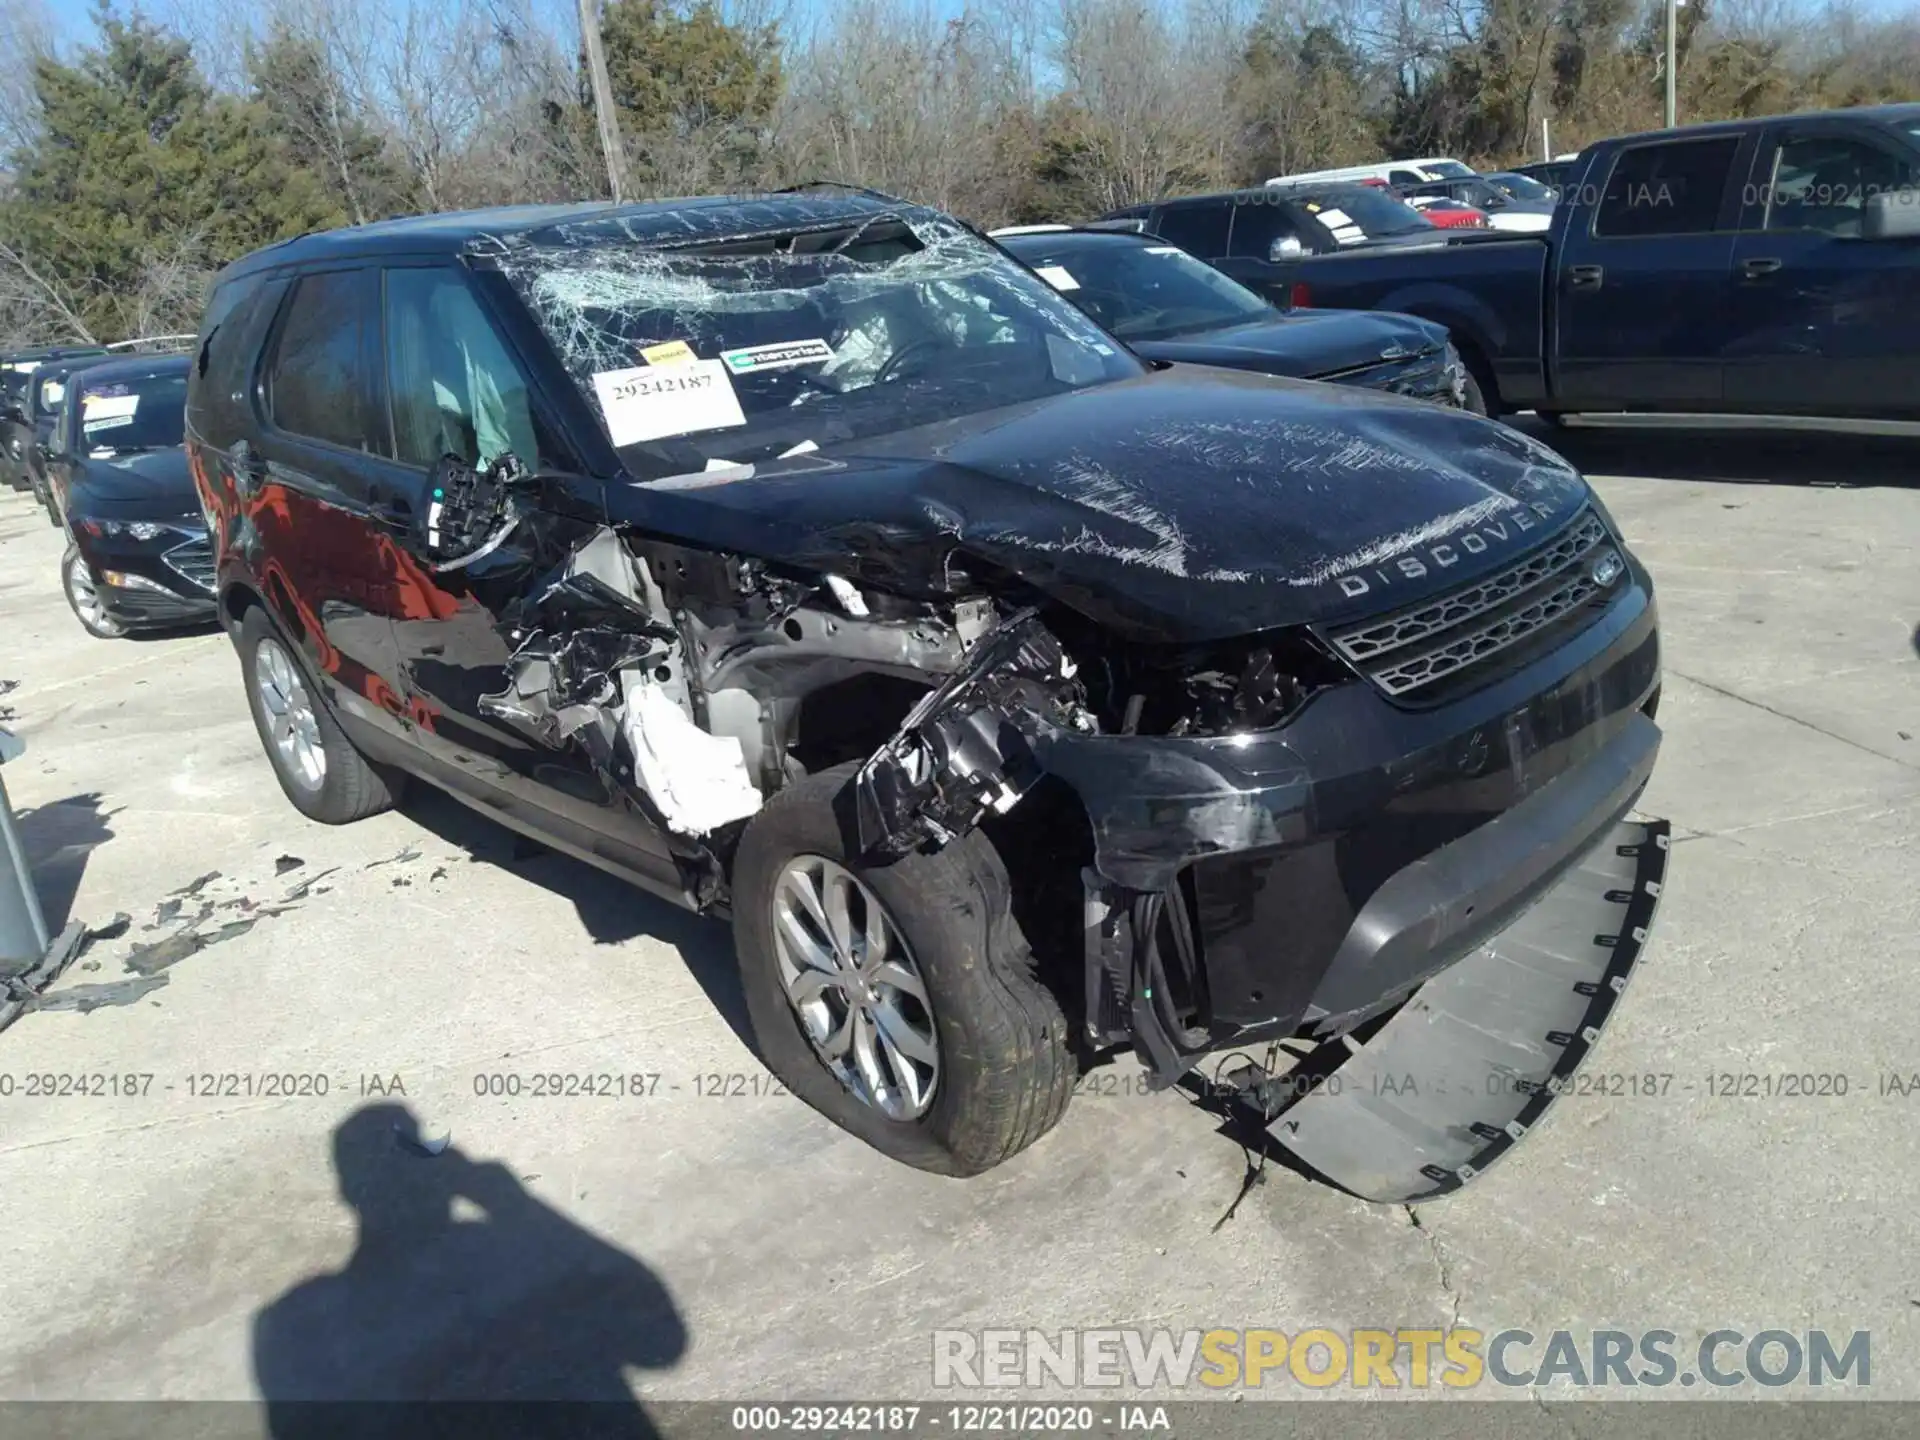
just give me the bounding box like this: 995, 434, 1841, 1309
412, 449, 1349, 1087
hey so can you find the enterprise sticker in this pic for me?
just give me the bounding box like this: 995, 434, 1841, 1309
720, 338, 834, 374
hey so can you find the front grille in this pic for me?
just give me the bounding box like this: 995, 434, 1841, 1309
1328, 350, 1449, 401
1327, 509, 1622, 700
164, 534, 215, 593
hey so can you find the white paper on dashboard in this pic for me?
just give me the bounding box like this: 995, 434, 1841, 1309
591, 359, 747, 447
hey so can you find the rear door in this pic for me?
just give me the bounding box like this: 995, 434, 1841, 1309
1552, 133, 1749, 409
1722, 120, 1920, 418
250, 266, 415, 739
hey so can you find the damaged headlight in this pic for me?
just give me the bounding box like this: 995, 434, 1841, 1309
1083, 630, 1349, 738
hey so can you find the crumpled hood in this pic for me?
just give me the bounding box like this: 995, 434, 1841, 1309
67, 446, 200, 519
610, 366, 1594, 644
1132, 310, 1447, 380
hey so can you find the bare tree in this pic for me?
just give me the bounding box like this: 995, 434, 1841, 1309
0, 0, 56, 157
1048, 0, 1233, 209
777, 0, 1022, 215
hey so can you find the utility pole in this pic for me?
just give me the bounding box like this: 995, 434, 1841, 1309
1664, 0, 1678, 129
578, 0, 630, 203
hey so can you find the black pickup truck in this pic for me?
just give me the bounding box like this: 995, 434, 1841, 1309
1146, 106, 1920, 424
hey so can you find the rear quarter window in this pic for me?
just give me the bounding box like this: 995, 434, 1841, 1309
188, 272, 287, 452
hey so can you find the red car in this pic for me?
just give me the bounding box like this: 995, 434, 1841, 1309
1402, 195, 1490, 230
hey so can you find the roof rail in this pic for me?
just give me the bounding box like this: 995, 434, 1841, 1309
775, 180, 915, 207
101, 334, 197, 353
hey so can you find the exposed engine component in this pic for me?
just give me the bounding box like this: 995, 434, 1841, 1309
1050, 613, 1348, 738
478, 526, 761, 838
852, 609, 1091, 859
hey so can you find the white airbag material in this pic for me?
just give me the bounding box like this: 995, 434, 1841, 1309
624, 683, 763, 835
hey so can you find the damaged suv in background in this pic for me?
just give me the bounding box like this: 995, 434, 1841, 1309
188, 191, 1669, 1196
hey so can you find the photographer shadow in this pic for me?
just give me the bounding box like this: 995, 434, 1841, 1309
252, 1104, 687, 1439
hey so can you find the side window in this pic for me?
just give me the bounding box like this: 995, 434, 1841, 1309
1593, 137, 1741, 238
1388, 169, 1421, 186
383, 266, 548, 471
266, 269, 377, 449
188, 272, 276, 450
1765, 136, 1914, 237
1226, 206, 1301, 259
1151, 203, 1232, 258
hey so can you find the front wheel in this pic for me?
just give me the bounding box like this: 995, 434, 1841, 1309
730, 761, 1075, 1175
237, 606, 399, 824
62, 547, 126, 639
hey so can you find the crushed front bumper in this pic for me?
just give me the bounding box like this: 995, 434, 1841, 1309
1248, 813, 1668, 1202
849, 557, 1668, 1200
1036, 555, 1661, 1038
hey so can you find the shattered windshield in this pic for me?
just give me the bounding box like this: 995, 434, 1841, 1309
500, 214, 1143, 480
1002, 237, 1274, 341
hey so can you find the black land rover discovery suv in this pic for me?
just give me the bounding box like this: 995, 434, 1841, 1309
187, 191, 1668, 1196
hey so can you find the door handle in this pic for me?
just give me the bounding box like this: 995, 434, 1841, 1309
1738, 256, 1783, 280
1567, 264, 1604, 290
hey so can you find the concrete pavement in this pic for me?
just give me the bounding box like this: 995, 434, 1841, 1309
0, 425, 1915, 1411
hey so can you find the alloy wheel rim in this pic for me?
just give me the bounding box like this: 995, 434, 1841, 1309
771, 854, 940, 1120
65, 555, 119, 635
254, 637, 326, 791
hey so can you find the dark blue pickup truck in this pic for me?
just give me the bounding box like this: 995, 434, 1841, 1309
1136, 105, 1920, 425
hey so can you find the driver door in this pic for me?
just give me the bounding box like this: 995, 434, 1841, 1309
375, 262, 681, 880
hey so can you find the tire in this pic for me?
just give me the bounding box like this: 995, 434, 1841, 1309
1454, 343, 1499, 417
237, 605, 399, 824
731, 760, 1075, 1176
62, 546, 127, 639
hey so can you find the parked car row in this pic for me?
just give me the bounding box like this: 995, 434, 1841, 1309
1088, 104, 1920, 428
0, 340, 215, 637
987, 225, 1478, 410
1269, 156, 1554, 232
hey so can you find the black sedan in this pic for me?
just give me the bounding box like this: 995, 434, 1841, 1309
994, 228, 1478, 411
48, 354, 216, 638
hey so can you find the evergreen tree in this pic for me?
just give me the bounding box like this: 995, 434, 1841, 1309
1, 9, 342, 339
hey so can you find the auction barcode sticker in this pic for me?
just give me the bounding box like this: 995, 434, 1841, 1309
592, 359, 746, 446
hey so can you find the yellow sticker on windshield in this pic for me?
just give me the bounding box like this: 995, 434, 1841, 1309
642, 340, 696, 366
1305, 202, 1321, 213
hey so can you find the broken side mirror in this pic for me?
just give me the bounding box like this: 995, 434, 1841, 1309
415, 451, 536, 571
